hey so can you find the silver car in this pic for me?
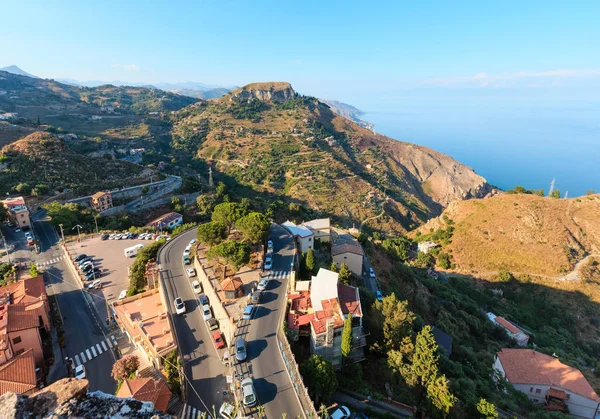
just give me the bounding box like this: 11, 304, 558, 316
202, 304, 212, 320
235, 337, 247, 362
241, 377, 257, 407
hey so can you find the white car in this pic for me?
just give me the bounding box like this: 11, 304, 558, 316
257, 278, 269, 292
109, 234, 116, 240
191, 280, 202, 294
115, 234, 122, 240
369, 267, 376, 278
174, 297, 186, 315
183, 246, 191, 255
186, 268, 196, 277
118, 290, 127, 300
241, 378, 257, 407
189, 239, 196, 245
264, 256, 273, 270
138, 233, 147, 239
328, 406, 351, 419
74, 364, 86, 380
202, 304, 212, 320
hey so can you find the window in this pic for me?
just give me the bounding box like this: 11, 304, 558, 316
308, 238, 312, 242
14, 349, 24, 356
530, 387, 534, 392
12, 336, 21, 344
535, 389, 541, 394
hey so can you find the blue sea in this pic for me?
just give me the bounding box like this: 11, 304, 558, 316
362, 100, 600, 197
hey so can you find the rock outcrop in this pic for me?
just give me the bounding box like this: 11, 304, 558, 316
0, 378, 169, 418
229, 81, 296, 103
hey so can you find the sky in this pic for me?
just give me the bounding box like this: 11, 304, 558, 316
2, 0, 600, 107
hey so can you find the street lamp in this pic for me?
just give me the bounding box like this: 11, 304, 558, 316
94, 215, 99, 236
72, 224, 83, 252
58, 224, 65, 244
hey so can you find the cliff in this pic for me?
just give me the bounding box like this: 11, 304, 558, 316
229, 82, 297, 103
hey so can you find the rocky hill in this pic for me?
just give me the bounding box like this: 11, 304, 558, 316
414, 193, 600, 275
171, 82, 493, 231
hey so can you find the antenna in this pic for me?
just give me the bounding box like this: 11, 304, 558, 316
548, 178, 555, 197
208, 167, 214, 188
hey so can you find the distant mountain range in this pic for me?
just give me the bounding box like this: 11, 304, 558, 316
0, 65, 39, 79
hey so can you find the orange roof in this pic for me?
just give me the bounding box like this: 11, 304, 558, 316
497, 349, 600, 402
0, 276, 47, 306
0, 349, 36, 395
311, 298, 344, 334
145, 212, 182, 227
289, 291, 311, 312
1, 197, 25, 208
495, 316, 522, 335
548, 388, 567, 400
6, 305, 41, 332
221, 277, 243, 292
337, 284, 362, 317
117, 377, 171, 412
91, 191, 111, 200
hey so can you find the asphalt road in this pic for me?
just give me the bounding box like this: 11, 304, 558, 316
158, 229, 230, 414
247, 224, 303, 418
31, 211, 116, 393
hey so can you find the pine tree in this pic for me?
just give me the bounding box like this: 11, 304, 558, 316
338, 263, 351, 284
305, 248, 315, 274
413, 326, 439, 387
341, 313, 353, 359
330, 261, 337, 272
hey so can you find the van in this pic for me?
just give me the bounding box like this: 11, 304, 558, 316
124, 244, 144, 258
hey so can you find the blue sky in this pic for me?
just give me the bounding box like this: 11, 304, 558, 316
2, 0, 600, 106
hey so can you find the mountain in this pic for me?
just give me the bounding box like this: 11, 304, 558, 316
0, 65, 38, 78
414, 193, 600, 275
171, 81, 493, 231
322, 99, 374, 131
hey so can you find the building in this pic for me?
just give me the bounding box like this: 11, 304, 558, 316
417, 241, 439, 254
302, 218, 331, 242
288, 268, 367, 369
90, 191, 113, 213
1, 197, 30, 229
116, 377, 172, 413
112, 289, 176, 370
145, 212, 183, 231
0, 349, 37, 396
331, 237, 364, 277
221, 277, 243, 300
487, 313, 529, 346
494, 349, 600, 417
282, 221, 314, 254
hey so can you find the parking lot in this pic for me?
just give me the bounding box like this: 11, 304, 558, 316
66, 234, 157, 323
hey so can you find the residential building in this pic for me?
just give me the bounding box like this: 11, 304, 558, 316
0, 349, 37, 396
1, 197, 30, 229
417, 241, 439, 254
145, 212, 183, 231
112, 289, 176, 370
487, 313, 529, 346
288, 268, 366, 369
116, 377, 172, 413
302, 218, 331, 242
494, 349, 600, 417
331, 237, 364, 276
90, 191, 113, 213
281, 221, 314, 254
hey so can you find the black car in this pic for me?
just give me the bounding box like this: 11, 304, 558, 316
85, 270, 102, 280
250, 291, 262, 305
100, 233, 109, 241
74, 254, 88, 262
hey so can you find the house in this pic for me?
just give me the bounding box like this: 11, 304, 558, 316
145, 212, 183, 231
302, 218, 331, 243
494, 349, 600, 417
417, 241, 439, 254
90, 191, 113, 213
431, 326, 453, 356
1, 197, 30, 229
282, 221, 314, 254
487, 313, 529, 346
221, 277, 243, 300
331, 237, 364, 277
0, 348, 37, 396
116, 377, 172, 413
288, 268, 367, 369
112, 289, 176, 370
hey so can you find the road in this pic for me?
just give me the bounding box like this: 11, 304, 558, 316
31, 211, 116, 393
157, 229, 230, 414
246, 224, 303, 418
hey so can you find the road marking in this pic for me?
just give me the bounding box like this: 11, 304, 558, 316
180, 404, 188, 418
86, 349, 92, 360
79, 352, 86, 363
101, 341, 108, 351
96, 343, 102, 354
106, 338, 113, 348
74, 354, 81, 366
90, 346, 97, 357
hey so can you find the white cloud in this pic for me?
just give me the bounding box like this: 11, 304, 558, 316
123, 64, 140, 72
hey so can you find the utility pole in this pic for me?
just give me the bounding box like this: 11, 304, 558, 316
58, 224, 65, 244
94, 215, 99, 236
72, 224, 83, 244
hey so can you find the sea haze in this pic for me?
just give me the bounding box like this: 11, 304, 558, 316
362, 98, 600, 197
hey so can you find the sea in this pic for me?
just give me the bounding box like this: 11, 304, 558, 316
362, 100, 600, 197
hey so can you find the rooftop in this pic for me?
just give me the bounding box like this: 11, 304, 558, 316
337, 284, 362, 317
116, 377, 172, 413
0, 275, 46, 306
146, 212, 182, 227
91, 191, 111, 200
302, 218, 330, 231
311, 298, 345, 335
6, 304, 44, 332
1, 197, 25, 208
494, 316, 523, 335
0, 349, 36, 396
221, 276, 243, 292
331, 239, 364, 257
310, 269, 339, 311
497, 349, 600, 402
281, 221, 314, 238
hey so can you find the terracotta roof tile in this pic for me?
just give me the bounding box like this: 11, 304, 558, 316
0, 276, 46, 306
337, 284, 362, 317
117, 377, 171, 412
331, 241, 364, 257
221, 277, 243, 292
495, 316, 522, 335
0, 349, 36, 395
7, 305, 40, 332
497, 349, 600, 402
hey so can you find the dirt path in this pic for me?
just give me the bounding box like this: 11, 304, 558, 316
359, 206, 386, 231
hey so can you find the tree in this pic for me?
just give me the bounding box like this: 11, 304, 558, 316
300, 354, 338, 405
29, 263, 39, 277
141, 186, 149, 194
215, 181, 227, 198
550, 189, 561, 199
305, 248, 315, 274
196, 194, 217, 216
15, 183, 30, 194
426, 374, 456, 415
338, 263, 351, 284
236, 212, 269, 244
0, 204, 7, 224
534, 189, 545, 196
111, 355, 140, 382
437, 252, 452, 269
196, 222, 227, 246
476, 398, 498, 419
329, 261, 337, 272
171, 196, 184, 212
206, 240, 250, 271
341, 313, 353, 359
211, 202, 245, 233
415, 252, 435, 268
413, 326, 439, 388
373, 293, 415, 350
587, 190, 596, 196
497, 268, 513, 282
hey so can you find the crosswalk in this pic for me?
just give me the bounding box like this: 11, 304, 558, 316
179, 403, 201, 419
37, 255, 65, 267
263, 269, 289, 281
71, 336, 117, 367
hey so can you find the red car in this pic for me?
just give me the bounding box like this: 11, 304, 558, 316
212, 330, 225, 349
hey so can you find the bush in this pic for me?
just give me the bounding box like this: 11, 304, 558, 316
111, 355, 140, 382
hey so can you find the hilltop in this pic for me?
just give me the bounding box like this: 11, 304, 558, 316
414, 193, 600, 275
171, 82, 493, 231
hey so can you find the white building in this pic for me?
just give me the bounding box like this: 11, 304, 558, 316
487, 313, 529, 346
331, 238, 364, 277
302, 218, 331, 242
417, 241, 439, 254
282, 220, 314, 254
494, 349, 600, 418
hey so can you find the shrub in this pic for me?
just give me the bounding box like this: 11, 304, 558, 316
111, 355, 140, 382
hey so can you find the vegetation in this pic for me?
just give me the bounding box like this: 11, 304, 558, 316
305, 247, 315, 274
0, 263, 16, 285
236, 212, 269, 244
197, 222, 228, 245
211, 202, 246, 233
164, 350, 182, 396
338, 263, 351, 284
127, 240, 164, 295
300, 354, 338, 406
111, 355, 140, 382
29, 263, 39, 277
341, 313, 353, 359
476, 399, 498, 419
206, 240, 250, 271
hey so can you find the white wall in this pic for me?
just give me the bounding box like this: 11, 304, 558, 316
333, 252, 363, 276
297, 235, 313, 254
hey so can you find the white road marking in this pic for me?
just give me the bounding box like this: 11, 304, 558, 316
106, 338, 113, 348
90, 346, 97, 357
86, 349, 92, 360
101, 341, 108, 351
96, 343, 102, 354
74, 354, 81, 366
79, 352, 86, 363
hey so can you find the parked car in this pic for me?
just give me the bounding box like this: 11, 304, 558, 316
189, 239, 196, 245
183, 255, 191, 265
77, 257, 93, 267
100, 233, 109, 240
87, 279, 101, 289
257, 278, 269, 292
174, 297, 186, 315
191, 280, 202, 294
109, 234, 116, 240
199, 294, 209, 306
183, 245, 191, 255
84, 270, 101, 280
206, 318, 219, 331
241, 378, 257, 407
146, 234, 155, 240
235, 337, 247, 362
74, 364, 86, 380
186, 268, 196, 277
14, 228, 20, 233
79, 262, 94, 272
250, 291, 262, 305
328, 406, 351, 419
202, 304, 212, 321
267, 239, 273, 251
243, 305, 256, 320
6, 221, 14, 227
369, 267, 376, 278
264, 256, 273, 270
115, 234, 123, 240
212, 330, 225, 349
138, 233, 147, 240
376, 290, 383, 302
74, 254, 88, 262
218, 402, 236, 419
118, 290, 127, 300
